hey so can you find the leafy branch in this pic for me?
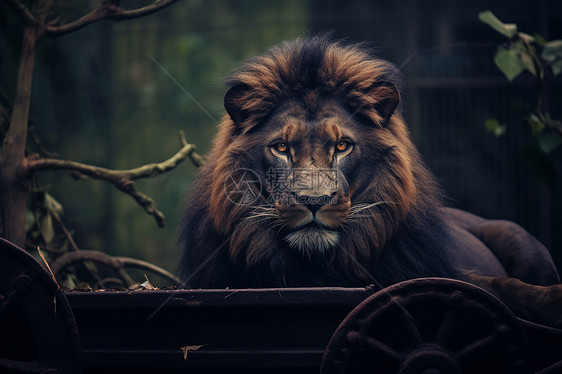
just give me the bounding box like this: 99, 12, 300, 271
479, 10, 562, 186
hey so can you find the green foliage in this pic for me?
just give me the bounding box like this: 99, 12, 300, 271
478, 10, 517, 38
494, 46, 528, 81
538, 128, 562, 154
479, 10, 562, 186
27, 189, 67, 249
542, 40, 562, 75
484, 118, 507, 137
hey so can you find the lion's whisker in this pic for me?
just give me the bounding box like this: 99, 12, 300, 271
275, 223, 288, 236
348, 214, 378, 220
244, 213, 277, 220
338, 222, 350, 235
244, 206, 278, 222
349, 201, 398, 216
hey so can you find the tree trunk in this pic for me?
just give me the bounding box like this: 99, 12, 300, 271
0, 25, 41, 247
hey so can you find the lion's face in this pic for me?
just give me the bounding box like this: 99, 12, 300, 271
204, 37, 422, 273
257, 99, 357, 254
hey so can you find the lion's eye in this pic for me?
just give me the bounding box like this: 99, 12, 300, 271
336, 141, 350, 152
274, 142, 288, 153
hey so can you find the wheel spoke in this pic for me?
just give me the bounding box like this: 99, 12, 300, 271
435, 307, 457, 345
398, 310, 423, 344
363, 336, 403, 363
456, 334, 497, 361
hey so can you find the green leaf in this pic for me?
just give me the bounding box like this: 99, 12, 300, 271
484, 118, 507, 137
478, 10, 517, 38
537, 129, 562, 154
542, 40, 562, 61
44, 192, 64, 216
534, 34, 547, 46
38, 212, 55, 245
494, 47, 526, 81
551, 59, 562, 76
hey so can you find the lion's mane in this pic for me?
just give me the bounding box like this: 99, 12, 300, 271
179, 36, 457, 288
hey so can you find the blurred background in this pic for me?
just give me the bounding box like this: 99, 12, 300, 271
1, 0, 561, 275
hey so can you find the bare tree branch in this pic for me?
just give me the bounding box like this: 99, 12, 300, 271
0, 25, 41, 246
179, 130, 205, 167
28, 121, 58, 157
29, 137, 197, 178
28, 133, 200, 227
45, 0, 179, 36
126, 185, 167, 227
50, 206, 81, 252
4, 0, 179, 37
3, 0, 39, 26
50, 249, 181, 286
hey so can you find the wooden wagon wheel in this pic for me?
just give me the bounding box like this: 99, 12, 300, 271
321, 278, 531, 374
0, 238, 81, 374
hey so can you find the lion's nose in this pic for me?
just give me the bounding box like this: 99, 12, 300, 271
300, 194, 334, 215
304, 201, 323, 215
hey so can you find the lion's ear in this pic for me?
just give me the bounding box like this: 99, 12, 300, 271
224, 84, 251, 125
369, 81, 401, 125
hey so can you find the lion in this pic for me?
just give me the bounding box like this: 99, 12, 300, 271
179, 35, 561, 327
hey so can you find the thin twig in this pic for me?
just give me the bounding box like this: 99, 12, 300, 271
3, 0, 39, 25
5, 0, 178, 37
28, 121, 58, 157
179, 130, 205, 167
26, 241, 67, 254
50, 209, 80, 252
37, 246, 61, 313
45, 0, 179, 36
42, 204, 105, 285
